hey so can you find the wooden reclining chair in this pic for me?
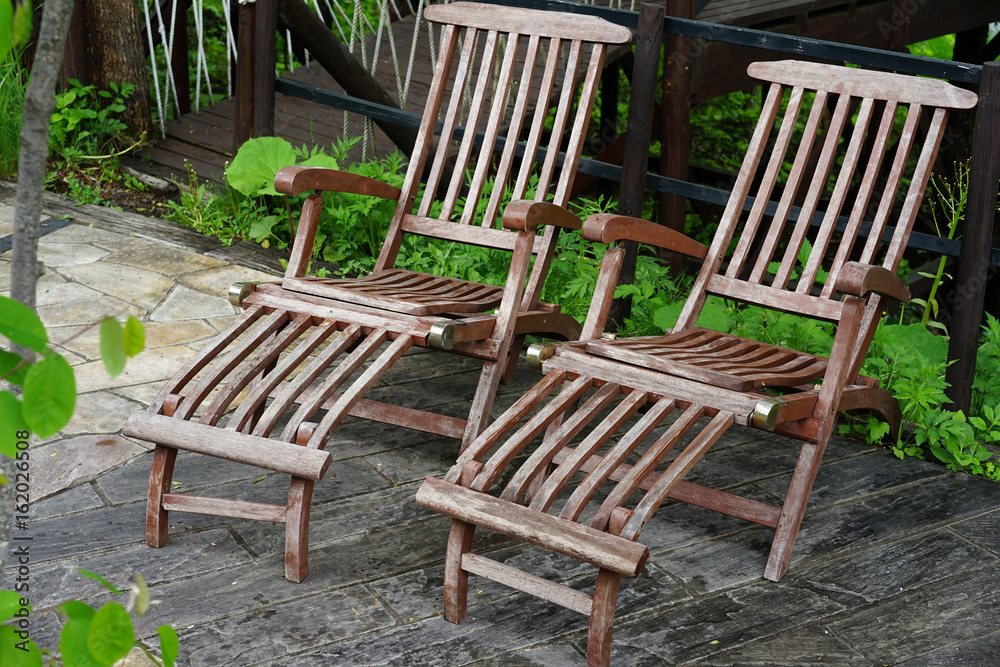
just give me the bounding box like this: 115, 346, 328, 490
123, 2, 633, 583
416, 60, 978, 665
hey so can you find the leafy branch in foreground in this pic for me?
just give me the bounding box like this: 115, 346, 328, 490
0, 569, 179, 667
0, 295, 144, 457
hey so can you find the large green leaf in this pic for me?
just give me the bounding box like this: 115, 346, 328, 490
87, 602, 134, 664
123, 317, 145, 357
0, 626, 42, 667
157, 625, 180, 667
59, 617, 96, 667
99, 317, 126, 378
0, 391, 29, 458
0, 590, 26, 623
0, 297, 48, 353
226, 136, 297, 196
0, 349, 28, 385
22, 355, 76, 438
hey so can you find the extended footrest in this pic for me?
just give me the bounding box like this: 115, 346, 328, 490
123, 413, 332, 480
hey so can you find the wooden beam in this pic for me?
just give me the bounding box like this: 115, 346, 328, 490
233, 0, 255, 153
275, 0, 418, 155
254, 0, 276, 137
946, 61, 1000, 413
608, 2, 664, 327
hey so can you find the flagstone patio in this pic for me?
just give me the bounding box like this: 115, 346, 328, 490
2, 190, 1000, 665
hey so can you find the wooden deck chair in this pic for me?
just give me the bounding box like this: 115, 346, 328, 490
122, 2, 633, 583
416, 60, 978, 665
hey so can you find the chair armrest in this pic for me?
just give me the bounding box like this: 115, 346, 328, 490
502, 200, 582, 233
583, 214, 708, 260
835, 261, 911, 302
274, 165, 402, 199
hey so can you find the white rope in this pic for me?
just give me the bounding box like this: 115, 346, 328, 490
152, 0, 180, 119
402, 0, 426, 107
223, 0, 236, 98
141, 0, 167, 138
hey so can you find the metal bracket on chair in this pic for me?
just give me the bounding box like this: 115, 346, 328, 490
526, 343, 557, 371
229, 282, 257, 308
752, 396, 790, 431
428, 321, 456, 350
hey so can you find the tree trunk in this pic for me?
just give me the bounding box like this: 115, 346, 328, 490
2, 0, 74, 575
80, 0, 152, 142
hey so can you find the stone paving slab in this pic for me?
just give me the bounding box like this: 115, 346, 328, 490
5, 202, 1000, 665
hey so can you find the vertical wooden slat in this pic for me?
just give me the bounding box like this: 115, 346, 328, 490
553, 43, 605, 205
418, 27, 479, 218
480, 35, 542, 228
674, 83, 784, 330
227, 320, 338, 433
858, 104, 923, 265
233, 1, 256, 153
749, 90, 828, 284
797, 97, 876, 292
471, 376, 593, 492
441, 30, 500, 220
590, 404, 704, 531
726, 86, 806, 280
510, 40, 562, 201
772, 92, 852, 290
463, 33, 521, 225
536, 40, 583, 200
375, 24, 460, 272
821, 100, 898, 298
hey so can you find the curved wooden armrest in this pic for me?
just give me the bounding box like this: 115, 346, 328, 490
835, 261, 911, 302
273, 165, 403, 199
502, 200, 582, 233
583, 214, 708, 260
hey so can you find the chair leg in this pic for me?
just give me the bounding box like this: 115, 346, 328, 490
500, 334, 526, 385
764, 441, 825, 581
146, 445, 177, 548
587, 569, 623, 667
461, 360, 506, 452
284, 476, 315, 583
443, 519, 476, 624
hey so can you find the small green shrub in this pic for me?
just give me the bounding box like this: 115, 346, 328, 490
49, 79, 135, 160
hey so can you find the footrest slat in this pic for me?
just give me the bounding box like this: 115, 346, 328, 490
124, 413, 331, 480
162, 494, 288, 523
462, 553, 593, 615
417, 477, 648, 577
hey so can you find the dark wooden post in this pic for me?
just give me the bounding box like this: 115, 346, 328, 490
945, 60, 1000, 413
233, 0, 256, 153
171, 0, 191, 115
254, 0, 277, 137
658, 0, 694, 277
608, 3, 665, 327
60, 0, 88, 85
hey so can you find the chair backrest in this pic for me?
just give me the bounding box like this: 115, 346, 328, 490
674, 60, 977, 360
373, 2, 632, 303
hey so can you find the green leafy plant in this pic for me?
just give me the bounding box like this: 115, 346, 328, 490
49, 79, 136, 160
0, 297, 144, 456
0, 569, 179, 666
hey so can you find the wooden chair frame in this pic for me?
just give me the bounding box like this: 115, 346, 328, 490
123, 3, 633, 583
416, 60, 978, 665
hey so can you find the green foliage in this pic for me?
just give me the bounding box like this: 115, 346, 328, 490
0, 0, 31, 62
0, 297, 145, 457
0, 55, 27, 176
1, 574, 178, 664
49, 79, 135, 160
